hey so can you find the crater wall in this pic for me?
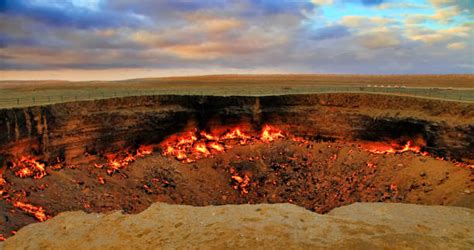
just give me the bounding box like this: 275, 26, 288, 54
0, 93, 473, 164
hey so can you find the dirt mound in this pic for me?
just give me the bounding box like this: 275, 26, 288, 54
2, 202, 473, 249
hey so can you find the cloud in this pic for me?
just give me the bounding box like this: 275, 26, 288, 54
1, 0, 147, 29
309, 25, 350, 40
432, 6, 460, 23
311, 0, 334, 6
405, 14, 429, 25
162, 40, 276, 60
429, 0, 474, 15
341, 16, 395, 28
430, 0, 454, 6
358, 31, 401, 49
184, 14, 243, 34
107, 0, 315, 20
406, 25, 471, 44
0, 0, 472, 75
343, 0, 386, 6
447, 42, 466, 50
404, 1, 466, 26
376, 2, 429, 10
0, 0, 300, 68
247, 0, 315, 16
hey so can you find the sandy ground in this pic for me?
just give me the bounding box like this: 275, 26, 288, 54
2, 202, 473, 249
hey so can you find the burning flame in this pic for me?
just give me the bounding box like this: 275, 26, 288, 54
0, 176, 7, 198
208, 141, 224, 152
10, 156, 47, 179
95, 145, 153, 175
223, 128, 250, 143
13, 201, 49, 222
194, 142, 211, 156
136, 145, 153, 157
200, 131, 218, 141
161, 125, 286, 163
362, 141, 429, 156
261, 125, 285, 142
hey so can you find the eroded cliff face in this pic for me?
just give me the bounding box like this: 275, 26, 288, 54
0, 93, 473, 165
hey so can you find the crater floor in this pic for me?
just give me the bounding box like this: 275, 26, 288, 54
1, 139, 472, 239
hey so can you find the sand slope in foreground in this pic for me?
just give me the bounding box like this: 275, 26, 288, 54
2, 202, 473, 249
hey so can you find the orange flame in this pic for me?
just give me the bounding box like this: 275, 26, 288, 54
194, 143, 210, 156
208, 141, 224, 152
363, 141, 428, 156
0, 176, 6, 197
224, 128, 250, 142
93, 145, 153, 175
260, 125, 285, 142
176, 150, 188, 161
200, 131, 218, 141
137, 145, 153, 156
13, 201, 49, 222
160, 125, 288, 163
10, 156, 48, 179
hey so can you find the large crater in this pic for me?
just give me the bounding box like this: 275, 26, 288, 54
0, 93, 473, 240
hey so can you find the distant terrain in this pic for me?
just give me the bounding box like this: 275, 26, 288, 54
2, 74, 474, 89
0, 74, 473, 108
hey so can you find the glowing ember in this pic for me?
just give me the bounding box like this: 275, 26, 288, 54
223, 128, 250, 143
200, 131, 218, 141
176, 151, 189, 161
94, 145, 153, 175
367, 162, 377, 169
362, 141, 429, 156
137, 145, 153, 156
13, 201, 49, 222
291, 136, 309, 144
177, 132, 198, 145
208, 141, 225, 152
0, 176, 8, 198
229, 168, 250, 195
161, 125, 287, 163
10, 156, 48, 179
195, 143, 211, 156
98, 176, 105, 184
454, 162, 474, 169
260, 125, 285, 142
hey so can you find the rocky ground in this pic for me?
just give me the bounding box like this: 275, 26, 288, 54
1, 202, 473, 249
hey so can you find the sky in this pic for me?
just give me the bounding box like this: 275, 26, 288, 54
1, 0, 473, 80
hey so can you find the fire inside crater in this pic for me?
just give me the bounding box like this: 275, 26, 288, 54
0, 124, 472, 241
